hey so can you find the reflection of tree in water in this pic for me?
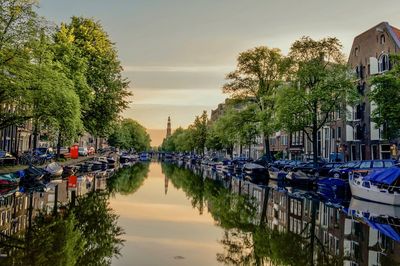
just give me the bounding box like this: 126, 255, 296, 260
163, 164, 343, 266
162, 163, 206, 214
2, 192, 124, 265
107, 163, 150, 195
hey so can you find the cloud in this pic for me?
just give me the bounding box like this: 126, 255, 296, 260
123, 65, 233, 73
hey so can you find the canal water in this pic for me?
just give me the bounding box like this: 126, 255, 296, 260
1, 161, 400, 265
110, 162, 225, 266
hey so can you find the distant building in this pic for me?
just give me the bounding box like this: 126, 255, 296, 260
166, 116, 171, 138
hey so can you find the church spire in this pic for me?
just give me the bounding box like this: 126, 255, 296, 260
166, 116, 171, 138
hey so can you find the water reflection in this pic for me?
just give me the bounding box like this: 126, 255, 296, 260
0, 171, 124, 265
107, 163, 150, 195
165, 163, 400, 266
1, 162, 399, 265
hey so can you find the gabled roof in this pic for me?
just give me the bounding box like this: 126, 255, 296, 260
391, 26, 400, 41
385, 22, 400, 49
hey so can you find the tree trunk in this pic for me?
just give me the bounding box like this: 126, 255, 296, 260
312, 127, 318, 168
32, 119, 39, 150
312, 105, 319, 168
264, 135, 271, 160
239, 144, 242, 156
56, 130, 62, 159
248, 143, 252, 158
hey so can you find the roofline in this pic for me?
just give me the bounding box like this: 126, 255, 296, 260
385, 22, 400, 49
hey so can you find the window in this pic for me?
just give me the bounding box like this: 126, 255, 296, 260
355, 47, 359, 56
372, 161, 383, 168
378, 54, 389, 72
380, 34, 385, 44
359, 161, 371, 169
337, 127, 342, 139
384, 161, 394, 168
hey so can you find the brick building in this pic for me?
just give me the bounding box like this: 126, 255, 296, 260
346, 21, 400, 160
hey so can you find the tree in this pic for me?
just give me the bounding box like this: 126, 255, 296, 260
160, 127, 194, 152
108, 119, 151, 151
0, 0, 42, 129
223, 46, 290, 159
28, 32, 83, 150
369, 54, 400, 141
189, 110, 208, 154
53, 23, 93, 115
276, 37, 356, 166
61, 17, 131, 145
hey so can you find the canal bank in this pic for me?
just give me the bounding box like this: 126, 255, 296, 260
108, 160, 400, 265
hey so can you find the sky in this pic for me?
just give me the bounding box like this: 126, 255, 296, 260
38, 0, 400, 146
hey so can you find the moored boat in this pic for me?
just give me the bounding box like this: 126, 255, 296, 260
0, 173, 19, 186
349, 166, 400, 206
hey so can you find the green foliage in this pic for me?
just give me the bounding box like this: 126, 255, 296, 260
276, 36, 356, 164
0, 0, 42, 129
61, 17, 131, 138
108, 118, 151, 151
189, 110, 208, 154
223, 46, 291, 153
369, 54, 400, 140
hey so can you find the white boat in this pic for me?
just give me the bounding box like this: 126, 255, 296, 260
349, 167, 400, 206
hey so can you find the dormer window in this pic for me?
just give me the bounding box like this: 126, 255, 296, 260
378, 53, 389, 73
380, 34, 385, 44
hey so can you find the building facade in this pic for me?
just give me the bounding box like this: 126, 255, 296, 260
346, 21, 400, 160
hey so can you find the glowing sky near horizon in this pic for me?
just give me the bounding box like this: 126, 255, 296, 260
39, 0, 400, 135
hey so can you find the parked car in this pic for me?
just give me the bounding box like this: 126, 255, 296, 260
328, 159, 396, 179
59, 147, 71, 159
317, 162, 343, 177
78, 147, 88, 156
34, 147, 54, 160
283, 160, 304, 172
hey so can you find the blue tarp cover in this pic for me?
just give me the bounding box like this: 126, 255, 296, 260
364, 167, 400, 185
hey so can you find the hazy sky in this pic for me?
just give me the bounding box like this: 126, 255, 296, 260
38, 0, 400, 140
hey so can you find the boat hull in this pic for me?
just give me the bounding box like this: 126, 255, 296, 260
349, 178, 400, 206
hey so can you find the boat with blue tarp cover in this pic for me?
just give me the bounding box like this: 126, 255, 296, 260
350, 166, 400, 205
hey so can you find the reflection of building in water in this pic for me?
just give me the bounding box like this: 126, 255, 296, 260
164, 175, 169, 195
229, 177, 400, 265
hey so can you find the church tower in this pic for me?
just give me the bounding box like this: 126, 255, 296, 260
166, 116, 171, 138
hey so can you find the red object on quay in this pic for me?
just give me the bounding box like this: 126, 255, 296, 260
70, 145, 79, 159
68, 175, 77, 188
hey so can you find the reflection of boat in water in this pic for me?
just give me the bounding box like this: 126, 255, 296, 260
45, 162, 63, 177
268, 166, 286, 181
347, 198, 400, 242
0, 186, 17, 197
350, 167, 400, 206
349, 197, 400, 218
317, 177, 350, 205
285, 170, 316, 188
